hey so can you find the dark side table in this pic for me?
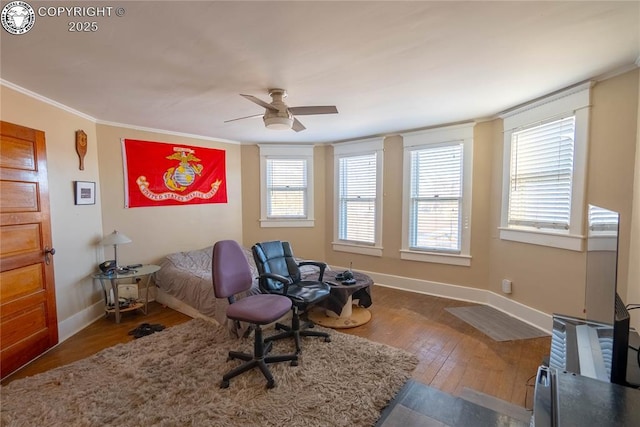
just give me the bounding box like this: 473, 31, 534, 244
308, 270, 373, 329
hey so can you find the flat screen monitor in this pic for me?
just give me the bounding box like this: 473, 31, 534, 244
584, 204, 630, 386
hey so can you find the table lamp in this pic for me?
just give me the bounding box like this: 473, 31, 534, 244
100, 230, 132, 271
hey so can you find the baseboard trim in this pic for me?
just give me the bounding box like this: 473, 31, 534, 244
57, 300, 104, 343
485, 292, 552, 334
57, 289, 158, 344
59, 270, 553, 344
335, 267, 553, 334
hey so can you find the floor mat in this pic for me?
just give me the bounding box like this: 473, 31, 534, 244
459, 387, 532, 423
376, 380, 530, 427
445, 305, 548, 341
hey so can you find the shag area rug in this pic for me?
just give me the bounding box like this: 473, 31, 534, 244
1, 319, 418, 427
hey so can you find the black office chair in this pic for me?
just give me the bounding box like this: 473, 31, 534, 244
251, 240, 332, 354
212, 240, 298, 389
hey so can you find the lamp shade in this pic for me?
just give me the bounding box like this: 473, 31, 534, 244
101, 230, 132, 246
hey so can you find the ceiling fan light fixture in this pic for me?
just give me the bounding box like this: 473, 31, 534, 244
229, 89, 338, 132
264, 116, 293, 130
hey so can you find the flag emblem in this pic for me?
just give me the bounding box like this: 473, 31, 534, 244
122, 139, 227, 208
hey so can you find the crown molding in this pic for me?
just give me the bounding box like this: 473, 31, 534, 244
96, 119, 242, 145
1, 79, 242, 145
494, 62, 639, 122
1, 79, 97, 122
499, 81, 593, 120
593, 62, 640, 82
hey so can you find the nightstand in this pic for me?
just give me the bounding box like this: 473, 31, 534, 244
92, 264, 160, 323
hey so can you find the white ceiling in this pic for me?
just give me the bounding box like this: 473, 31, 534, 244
1, 1, 639, 144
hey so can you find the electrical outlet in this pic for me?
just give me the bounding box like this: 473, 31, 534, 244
501, 279, 512, 294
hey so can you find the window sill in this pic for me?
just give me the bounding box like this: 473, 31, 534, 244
499, 227, 584, 251
332, 242, 383, 257
400, 249, 471, 266
260, 219, 315, 228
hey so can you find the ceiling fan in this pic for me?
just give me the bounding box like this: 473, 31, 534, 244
224, 89, 338, 132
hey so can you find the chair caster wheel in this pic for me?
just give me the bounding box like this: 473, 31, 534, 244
291, 359, 299, 366
324, 337, 331, 342
266, 379, 275, 389
220, 380, 230, 389
226, 356, 233, 361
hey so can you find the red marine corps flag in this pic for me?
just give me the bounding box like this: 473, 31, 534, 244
122, 139, 228, 208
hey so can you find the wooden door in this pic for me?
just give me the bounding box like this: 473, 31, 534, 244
0, 120, 58, 379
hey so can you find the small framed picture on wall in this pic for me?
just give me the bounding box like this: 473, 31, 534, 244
74, 181, 96, 205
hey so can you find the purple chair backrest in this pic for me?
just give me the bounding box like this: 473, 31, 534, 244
212, 240, 253, 299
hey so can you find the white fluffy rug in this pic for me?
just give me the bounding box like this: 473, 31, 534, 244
1, 319, 418, 427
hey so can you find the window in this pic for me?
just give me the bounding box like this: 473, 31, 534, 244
508, 115, 576, 230
401, 123, 474, 266
338, 154, 377, 242
259, 145, 314, 227
409, 143, 463, 252
500, 82, 591, 251
267, 158, 307, 218
333, 138, 383, 256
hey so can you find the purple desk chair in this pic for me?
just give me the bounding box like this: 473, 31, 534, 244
212, 240, 298, 389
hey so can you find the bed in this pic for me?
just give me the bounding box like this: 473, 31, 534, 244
152, 245, 324, 326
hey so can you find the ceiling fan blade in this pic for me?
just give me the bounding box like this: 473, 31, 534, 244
224, 113, 263, 123
240, 94, 278, 111
292, 117, 306, 132
288, 106, 338, 116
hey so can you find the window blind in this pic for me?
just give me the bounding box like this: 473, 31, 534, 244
409, 143, 463, 252
338, 153, 376, 243
508, 116, 575, 230
266, 158, 307, 218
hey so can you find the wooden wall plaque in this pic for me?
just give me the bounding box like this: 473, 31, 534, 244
75, 130, 87, 170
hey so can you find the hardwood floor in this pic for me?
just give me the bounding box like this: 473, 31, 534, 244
345, 286, 549, 409
1, 302, 192, 385
1, 286, 550, 410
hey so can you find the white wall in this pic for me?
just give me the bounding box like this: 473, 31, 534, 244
1, 83, 246, 341
1, 84, 104, 340
95, 124, 244, 266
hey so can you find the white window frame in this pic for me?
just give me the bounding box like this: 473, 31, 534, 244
259, 144, 314, 228
332, 138, 384, 256
499, 82, 592, 251
401, 123, 474, 266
